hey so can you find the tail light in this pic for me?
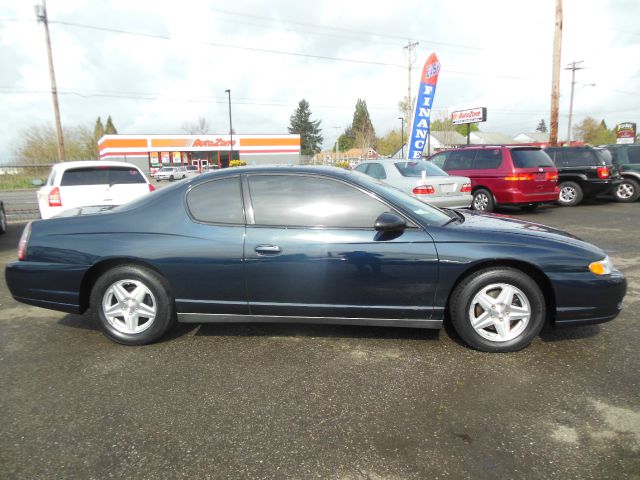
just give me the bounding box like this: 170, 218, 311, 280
505, 174, 535, 181
597, 166, 610, 179
48, 187, 62, 207
18, 221, 32, 261
460, 183, 472, 193
546, 172, 558, 181
148, 184, 156, 192
413, 185, 435, 195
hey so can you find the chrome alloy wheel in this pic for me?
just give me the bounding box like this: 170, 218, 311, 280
616, 182, 635, 200
473, 192, 490, 211
102, 279, 157, 334
468, 283, 531, 342
559, 185, 576, 203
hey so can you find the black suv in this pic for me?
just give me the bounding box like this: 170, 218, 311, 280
543, 146, 621, 206
601, 144, 640, 202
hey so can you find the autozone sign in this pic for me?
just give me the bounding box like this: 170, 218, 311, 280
451, 107, 487, 125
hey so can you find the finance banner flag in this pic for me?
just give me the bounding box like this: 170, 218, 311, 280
407, 53, 441, 160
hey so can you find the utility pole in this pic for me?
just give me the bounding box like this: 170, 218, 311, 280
224, 89, 233, 167
549, 0, 563, 147
35, 0, 65, 162
565, 60, 584, 144
403, 40, 419, 130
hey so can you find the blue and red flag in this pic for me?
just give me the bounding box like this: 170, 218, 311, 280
407, 53, 440, 160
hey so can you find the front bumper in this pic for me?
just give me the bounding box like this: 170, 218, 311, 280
551, 269, 626, 326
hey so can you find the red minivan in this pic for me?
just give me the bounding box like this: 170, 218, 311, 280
429, 146, 559, 212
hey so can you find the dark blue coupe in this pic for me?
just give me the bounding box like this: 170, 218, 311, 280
5, 167, 626, 352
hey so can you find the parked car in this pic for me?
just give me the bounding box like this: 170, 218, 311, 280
0, 200, 6, 235
543, 146, 621, 206
353, 159, 472, 208
154, 166, 188, 181
429, 146, 559, 212
6, 166, 626, 353
36, 161, 154, 220
601, 144, 640, 202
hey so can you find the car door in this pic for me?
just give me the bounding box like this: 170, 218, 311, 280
243, 173, 439, 320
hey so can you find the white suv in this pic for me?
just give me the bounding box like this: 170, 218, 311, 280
37, 161, 154, 220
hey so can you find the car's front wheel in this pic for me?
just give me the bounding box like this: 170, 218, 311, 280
472, 189, 495, 212
169, 175, 174, 182
558, 181, 583, 206
90, 265, 176, 345
449, 267, 546, 352
614, 178, 640, 203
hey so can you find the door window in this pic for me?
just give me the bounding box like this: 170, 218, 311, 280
248, 175, 391, 228
186, 177, 244, 224
563, 149, 600, 167
364, 163, 387, 180
444, 150, 475, 170
473, 149, 502, 169
430, 152, 448, 169
628, 146, 640, 164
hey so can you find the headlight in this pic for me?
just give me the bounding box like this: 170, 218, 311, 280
589, 256, 614, 275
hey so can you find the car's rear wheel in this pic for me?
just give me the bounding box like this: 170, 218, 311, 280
90, 265, 176, 345
614, 178, 640, 203
449, 267, 546, 352
472, 189, 495, 212
0, 203, 6, 234
558, 181, 583, 206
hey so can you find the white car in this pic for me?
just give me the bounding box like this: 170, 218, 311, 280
37, 161, 154, 220
353, 159, 473, 209
154, 166, 190, 181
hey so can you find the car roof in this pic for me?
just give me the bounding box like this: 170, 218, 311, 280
52, 160, 141, 171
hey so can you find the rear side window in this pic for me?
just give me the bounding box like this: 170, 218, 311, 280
60, 167, 146, 186
186, 177, 244, 224
595, 149, 613, 165
510, 149, 554, 168
365, 163, 387, 180
248, 174, 390, 228
473, 149, 502, 169
562, 149, 601, 167
353, 164, 369, 174
628, 146, 640, 164
444, 150, 475, 170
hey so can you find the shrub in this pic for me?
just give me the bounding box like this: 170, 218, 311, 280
334, 161, 351, 170
229, 160, 247, 168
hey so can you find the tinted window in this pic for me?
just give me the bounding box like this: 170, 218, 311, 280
248, 175, 390, 228
604, 147, 618, 163
473, 149, 502, 169
563, 149, 601, 167
444, 150, 475, 170
395, 161, 447, 177
628, 146, 640, 164
365, 163, 387, 179
186, 177, 244, 224
510, 149, 554, 168
60, 167, 146, 186
353, 164, 369, 174
430, 152, 448, 169
595, 149, 613, 165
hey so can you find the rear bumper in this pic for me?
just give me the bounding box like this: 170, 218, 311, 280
5, 261, 87, 314
414, 194, 473, 209
551, 269, 626, 326
582, 179, 621, 197
495, 188, 559, 205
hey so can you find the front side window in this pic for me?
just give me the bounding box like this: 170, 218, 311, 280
60, 167, 146, 186
186, 177, 244, 224
248, 175, 391, 228
430, 152, 448, 169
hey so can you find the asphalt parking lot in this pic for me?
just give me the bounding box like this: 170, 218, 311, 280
1, 200, 639, 479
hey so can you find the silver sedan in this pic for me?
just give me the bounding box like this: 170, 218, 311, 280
353, 160, 473, 208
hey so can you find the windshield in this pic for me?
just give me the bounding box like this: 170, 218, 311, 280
510, 148, 555, 168
350, 171, 452, 226
394, 160, 448, 177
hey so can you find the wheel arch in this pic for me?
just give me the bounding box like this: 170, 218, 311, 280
621, 172, 640, 182
444, 259, 557, 326
78, 258, 170, 313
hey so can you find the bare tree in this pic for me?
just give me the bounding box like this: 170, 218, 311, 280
182, 116, 212, 134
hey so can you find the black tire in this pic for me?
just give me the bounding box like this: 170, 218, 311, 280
520, 203, 539, 212
0, 203, 6, 235
169, 175, 174, 182
558, 181, 583, 206
614, 178, 640, 203
90, 265, 176, 345
472, 188, 495, 212
449, 267, 546, 352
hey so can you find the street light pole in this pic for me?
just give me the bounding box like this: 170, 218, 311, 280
224, 89, 233, 166
564, 60, 584, 144
398, 117, 405, 158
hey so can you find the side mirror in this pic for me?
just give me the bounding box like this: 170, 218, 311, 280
32, 179, 43, 186
374, 212, 406, 232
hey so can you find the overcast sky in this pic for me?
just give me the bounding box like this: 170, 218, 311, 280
1, 0, 639, 161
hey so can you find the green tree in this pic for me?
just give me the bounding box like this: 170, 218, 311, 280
104, 116, 118, 134
573, 117, 616, 145
15, 123, 96, 165
351, 99, 376, 152
536, 119, 548, 133
336, 126, 356, 151
430, 118, 478, 136
377, 129, 402, 156
288, 99, 323, 156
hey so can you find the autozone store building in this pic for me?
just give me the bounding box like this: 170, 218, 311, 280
98, 134, 301, 175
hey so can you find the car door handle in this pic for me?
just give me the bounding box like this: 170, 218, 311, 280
254, 245, 282, 255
